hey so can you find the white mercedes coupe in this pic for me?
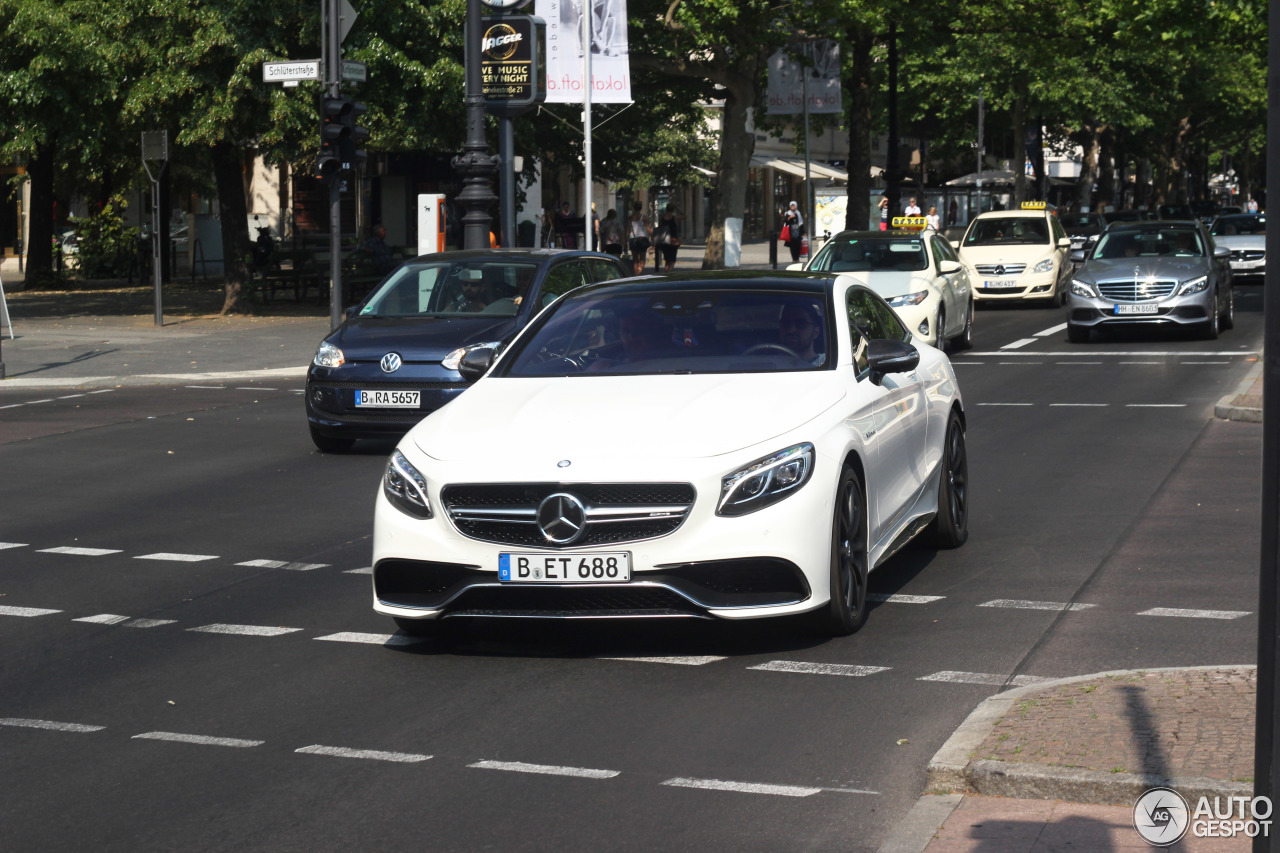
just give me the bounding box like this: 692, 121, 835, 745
372, 272, 968, 637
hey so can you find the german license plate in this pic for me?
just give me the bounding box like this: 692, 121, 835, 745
355, 389, 419, 408
983, 280, 1020, 289
498, 552, 632, 583
1114, 303, 1158, 315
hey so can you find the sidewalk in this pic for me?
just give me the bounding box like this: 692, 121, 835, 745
880, 667, 1259, 852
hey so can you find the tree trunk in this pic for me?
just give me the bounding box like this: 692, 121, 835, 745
1097, 128, 1117, 210
844, 25, 875, 231
212, 141, 253, 315
702, 69, 757, 270
1011, 88, 1027, 206
1074, 124, 1101, 213
24, 139, 57, 289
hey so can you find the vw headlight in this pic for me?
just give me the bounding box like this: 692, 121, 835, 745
886, 291, 929, 307
1071, 278, 1099, 298
1180, 275, 1209, 295
313, 341, 345, 368
442, 341, 503, 371
717, 443, 814, 517
383, 450, 432, 518
1033, 259, 1055, 274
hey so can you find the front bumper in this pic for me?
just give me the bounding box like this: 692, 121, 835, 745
970, 271, 1058, 301
305, 365, 467, 441
1066, 293, 1214, 330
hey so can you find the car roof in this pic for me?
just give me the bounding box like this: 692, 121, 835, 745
971, 209, 1050, 220
1106, 220, 1201, 231
403, 248, 618, 264
574, 270, 834, 299
827, 230, 932, 240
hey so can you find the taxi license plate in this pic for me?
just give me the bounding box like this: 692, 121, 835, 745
983, 280, 1021, 289
498, 552, 631, 583
1114, 303, 1159, 315
355, 390, 419, 408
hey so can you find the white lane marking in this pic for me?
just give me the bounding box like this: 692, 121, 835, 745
1139, 607, 1251, 620
1056, 361, 1102, 365
998, 361, 1042, 365
977, 403, 1033, 407
1121, 361, 1162, 365
38, 546, 122, 556
87, 390, 115, 395
188, 624, 302, 637
135, 553, 219, 562
296, 745, 431, 763
972, 351, 1257, 357
598, 655, 727, 666
344, 567, 373, 575
748, 661, 890, 677
1181, 361, 1229, 365
1035, 323, 1068, 337
0, 542, 28, 550
184, 385, 225, 390
1002, 338, 1038, 350
1050, 403, 1108, 407
125, 618, 177, 628
235, 387, 277, 391
0, 717, 105, 733
133, 731, 263, 748
73, 614, 131, 625
979, 599, 1096, 612
918, 671, 1053, 687
949, 361, 982, 365
868, 593, 945, 604
0, 403, 25, 409
236, 560, 329, 571
469, 760, 620, 779
0, 605, 63, 617
1126, 404, 1187, 408
314, 632, 423, 647
56, 394, 86, 399
662, 777, 822, 797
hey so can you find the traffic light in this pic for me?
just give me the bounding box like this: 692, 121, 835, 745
338, 99, 368, 173
316, 95, 367, 179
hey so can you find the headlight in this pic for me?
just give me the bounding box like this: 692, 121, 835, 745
441, 341, 503, 371
886, 290, 929, 307
717, 443, 814, 517
1180, 275, 1209, 295
383, 450, 432, 518
1033, 259, 1055, 274
1071, 278, 1099, 298
313, 341, 345, 368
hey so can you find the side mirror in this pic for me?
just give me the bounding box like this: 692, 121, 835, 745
949, 239, 961, 250
785, 262, 804, 271
1069, 249, 1087, 264
1213, 246, 1230, 260
938, 259, 962, 275
458, 347, 496, 383
1057, 236, 1072, 249
867, 338, 920, 385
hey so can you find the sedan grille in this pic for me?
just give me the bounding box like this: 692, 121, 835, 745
441, 483, 695, 548
1231, 250, 1265, 261
1096, 280, 1178, 302
975, 263, 1027, 276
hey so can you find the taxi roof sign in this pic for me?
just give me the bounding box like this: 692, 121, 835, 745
891, 216, 929, 230
1021, 201, 1047, 210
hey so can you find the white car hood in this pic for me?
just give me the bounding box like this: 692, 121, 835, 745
413, 372, 845, 463
838, 270, 931, 298
959, 244, 1053, 266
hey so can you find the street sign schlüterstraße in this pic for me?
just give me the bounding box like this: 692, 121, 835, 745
263, 60, 322, 83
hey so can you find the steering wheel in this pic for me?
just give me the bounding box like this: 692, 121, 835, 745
742, 343, 801, 358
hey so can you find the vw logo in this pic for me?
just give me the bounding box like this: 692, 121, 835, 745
379, 352, 403, 374
536, 492, 587, 545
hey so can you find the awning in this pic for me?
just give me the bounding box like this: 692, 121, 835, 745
751, 156, 849, 182
693, 165, 717, 177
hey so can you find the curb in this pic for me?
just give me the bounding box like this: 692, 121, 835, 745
924, 664, 1256, 805
0, 366, 308, 390
1215, 361, 1263, 422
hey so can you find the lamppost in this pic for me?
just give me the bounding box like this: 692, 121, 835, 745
453, 0, 499, 249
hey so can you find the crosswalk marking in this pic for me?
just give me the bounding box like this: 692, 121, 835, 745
296, 745, 431, 763
38, 547, 121, 556
470, 760, 619, 779
188, 624, 302, 637
1, 717, 105, 733
748, 661, 890, 677
979, 599, 1096, 612
135, 553, 219, 562
133, 731, 263, 748
1139, 607, 1251, 620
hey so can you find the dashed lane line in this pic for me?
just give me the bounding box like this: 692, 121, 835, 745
868, 593, 945, 604
470, 760, 620, 779
237, 560, 329, 571
187, 624, 303, 637
979, 599, 1097, 612
132, 731, 264, 748
1035, 323, 1068, 337
1138, 607, 1251, 620
1050, 403, 1108, 407
661, 777, 823, 797
38, 547, 122, 556
918, 671, 1053, 687
1126, 403, 1187, 408
314, 631, 424, 647
345, 567, 373, 575
135, 553, 219, 563
73, 614, 131, 625
1002, 338, 1038, 350
0, 717, 105, 733
125, 618, 178, 628
597, 655, 727, 666
0, 543, 28, 550
297, 745, 432, 763
747, 661, 891, 677
0, 605, 62, 617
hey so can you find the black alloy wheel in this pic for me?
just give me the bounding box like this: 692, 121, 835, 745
928, 411, 969, 548
953, 300, 974, 350
309, 426, 354, 454
814, 464, 869, 636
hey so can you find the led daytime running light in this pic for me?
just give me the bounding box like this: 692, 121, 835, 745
718, 443, 815, 517
383, 450, 432, 518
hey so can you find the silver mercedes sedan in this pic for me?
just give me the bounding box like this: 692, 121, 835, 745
1210, 214, 1266, 281
1066, 221, 1234, 342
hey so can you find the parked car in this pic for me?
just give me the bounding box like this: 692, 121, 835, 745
1067, 220, 1234, 342
802, 228, 974, 351
955, 202, 1073, 304
372, 272, 968, 637
306, 249, 629, 452
1209, 214, 1266, 281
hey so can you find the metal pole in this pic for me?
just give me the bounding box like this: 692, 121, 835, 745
328, 0, 343, 329
885, 21, 900, 215
976, 86, 984, 201
582, 0, 593, 249
152, 173, 163, 326
1253, 0, 1280, 844
454, 0, 498, 250
801, 45, 813, 256
500, 117, 515, 247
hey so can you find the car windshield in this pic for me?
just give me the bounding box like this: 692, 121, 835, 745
964, 216, 1049, 246
359, 259, 538, 318
1059, 214, 1101, 233
500, 288, 832, 376
1211, 216, 1266, 236
1092, 227, 1204, 259
809, 237, 928, 272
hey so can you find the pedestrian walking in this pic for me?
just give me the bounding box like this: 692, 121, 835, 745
653, 203, 682, 272
781, 201, 805, 263
627, 202, 652, 276
599, 208, 624, 258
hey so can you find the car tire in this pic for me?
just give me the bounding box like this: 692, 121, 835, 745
310, 426, 355, 454
1221, 287, 1235, 330
393, 616, 447, 638
953, 300, 975, 350
1200, 292, 1221, 340
935, 308, 945, 351
1056, 280, 1068, 307
1067, 323, 1090, 343
927, 412, 969, 549
812, 464, 869, 637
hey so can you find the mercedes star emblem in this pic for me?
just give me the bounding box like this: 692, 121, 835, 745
994, 265, 1006, 277
557, 460, 572, 468
380, 352, 403, 374
536, 492, 587, 545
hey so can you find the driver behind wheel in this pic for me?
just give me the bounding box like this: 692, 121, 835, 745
778, 302, 826, 366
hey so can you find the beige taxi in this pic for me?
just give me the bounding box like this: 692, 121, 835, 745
953, 202, 1072, 304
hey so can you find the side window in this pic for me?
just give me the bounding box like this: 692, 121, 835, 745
931, 236, 956, 268
845, 290, 881, 375
1051, 216, 1066, 243
539, 261, 590, 308
588, 258, 624, 283
869, 298, 910, 342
